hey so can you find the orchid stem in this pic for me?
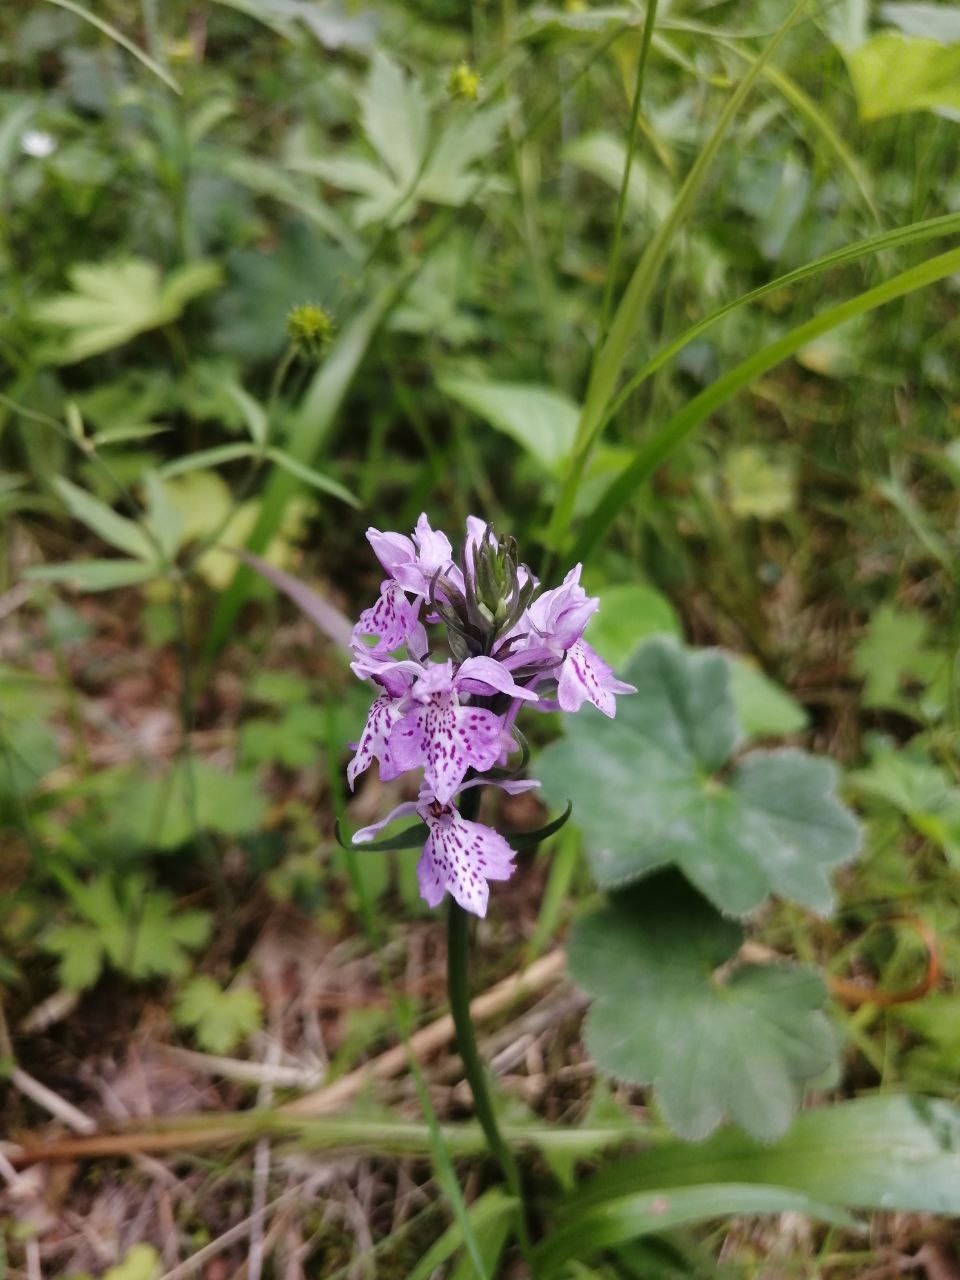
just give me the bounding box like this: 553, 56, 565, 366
447, 891, 534, 1261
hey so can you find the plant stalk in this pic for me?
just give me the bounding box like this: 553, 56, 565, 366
446, 784, 533, 1258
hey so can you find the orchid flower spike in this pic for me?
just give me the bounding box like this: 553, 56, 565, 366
346, 514, 635, 915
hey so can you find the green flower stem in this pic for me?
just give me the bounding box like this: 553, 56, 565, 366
446, 785, 533, 1259
447, 898, 533, 1259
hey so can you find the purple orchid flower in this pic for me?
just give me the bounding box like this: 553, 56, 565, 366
353, 779, 538, 917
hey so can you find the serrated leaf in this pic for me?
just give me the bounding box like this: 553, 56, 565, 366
43, 922, 106, 991
537, 639, 859, 916
852, 603, 946, 716
568, 874, 839, 1141
34, 258, 221, 363
173, 976, 263, 1054
107, 760, 267, 851
52, 477, 155, 560
439, 376, 579, 473
361, 51, 428, 187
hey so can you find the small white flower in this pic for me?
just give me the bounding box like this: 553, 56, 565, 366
21, 129, 56, 158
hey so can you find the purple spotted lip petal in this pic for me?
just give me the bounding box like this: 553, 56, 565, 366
557, 639, 636, 718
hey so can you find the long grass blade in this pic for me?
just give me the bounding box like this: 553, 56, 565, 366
547, 1, 808, 547
572, 244, 960, 563
43, 0, 181, 94
603, 210, 960, 428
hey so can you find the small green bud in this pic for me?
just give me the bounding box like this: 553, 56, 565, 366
286, 303, 335, 357
448, 61, 481, 103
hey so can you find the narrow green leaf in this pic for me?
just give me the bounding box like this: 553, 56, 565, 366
534, 1184, 857, 1277
25, 559, 159, 591
265, 448, 360, 506
158, 443, 258, 479
207, 273, 413, 656
52, 477, 155, 561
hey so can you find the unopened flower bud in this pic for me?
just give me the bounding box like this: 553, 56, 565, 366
286, 303, 334, 357
448, 61, 481, 103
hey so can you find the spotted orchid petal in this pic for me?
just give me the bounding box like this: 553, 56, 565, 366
352, 580, 422, 655
557, 639, 637, 718
419, 805, 516, 917
390, 701, 505, 803
347, 692, 404, 789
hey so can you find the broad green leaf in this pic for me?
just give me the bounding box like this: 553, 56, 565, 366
439, 376, 579, 473
25, 559, 159, 591
173, 976, 263, 1054
34, 258, 221, 363
568, 875, 838, 1141
572, 1094, 960, 1216
124, 891, 213, 981
846, 32, 960, 119
535, 1184, 855, 1277
361, 51, 428, 188
537, 639, 860, 915
725, 656, 808, 737
52, 477, 154, 560
582, 582, 681, 670
722, 446, 796, 520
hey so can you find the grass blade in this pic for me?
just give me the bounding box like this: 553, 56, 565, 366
602, 210, 960, 429
42, 0, 181, 94
573, 244, 960, 563
547, 0, 808, 547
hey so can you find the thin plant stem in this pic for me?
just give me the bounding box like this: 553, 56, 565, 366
446, 788, 534, 1261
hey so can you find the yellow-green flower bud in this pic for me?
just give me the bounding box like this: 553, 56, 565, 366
448, 61, 481, 103
286, 303, 335, 357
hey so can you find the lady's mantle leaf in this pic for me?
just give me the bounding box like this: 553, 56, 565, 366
568, 874, 838, 1141
537, 639, 859, 916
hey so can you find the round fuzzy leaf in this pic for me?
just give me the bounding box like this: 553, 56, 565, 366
537, 639, 859, 916
568, 875, 839, 1141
